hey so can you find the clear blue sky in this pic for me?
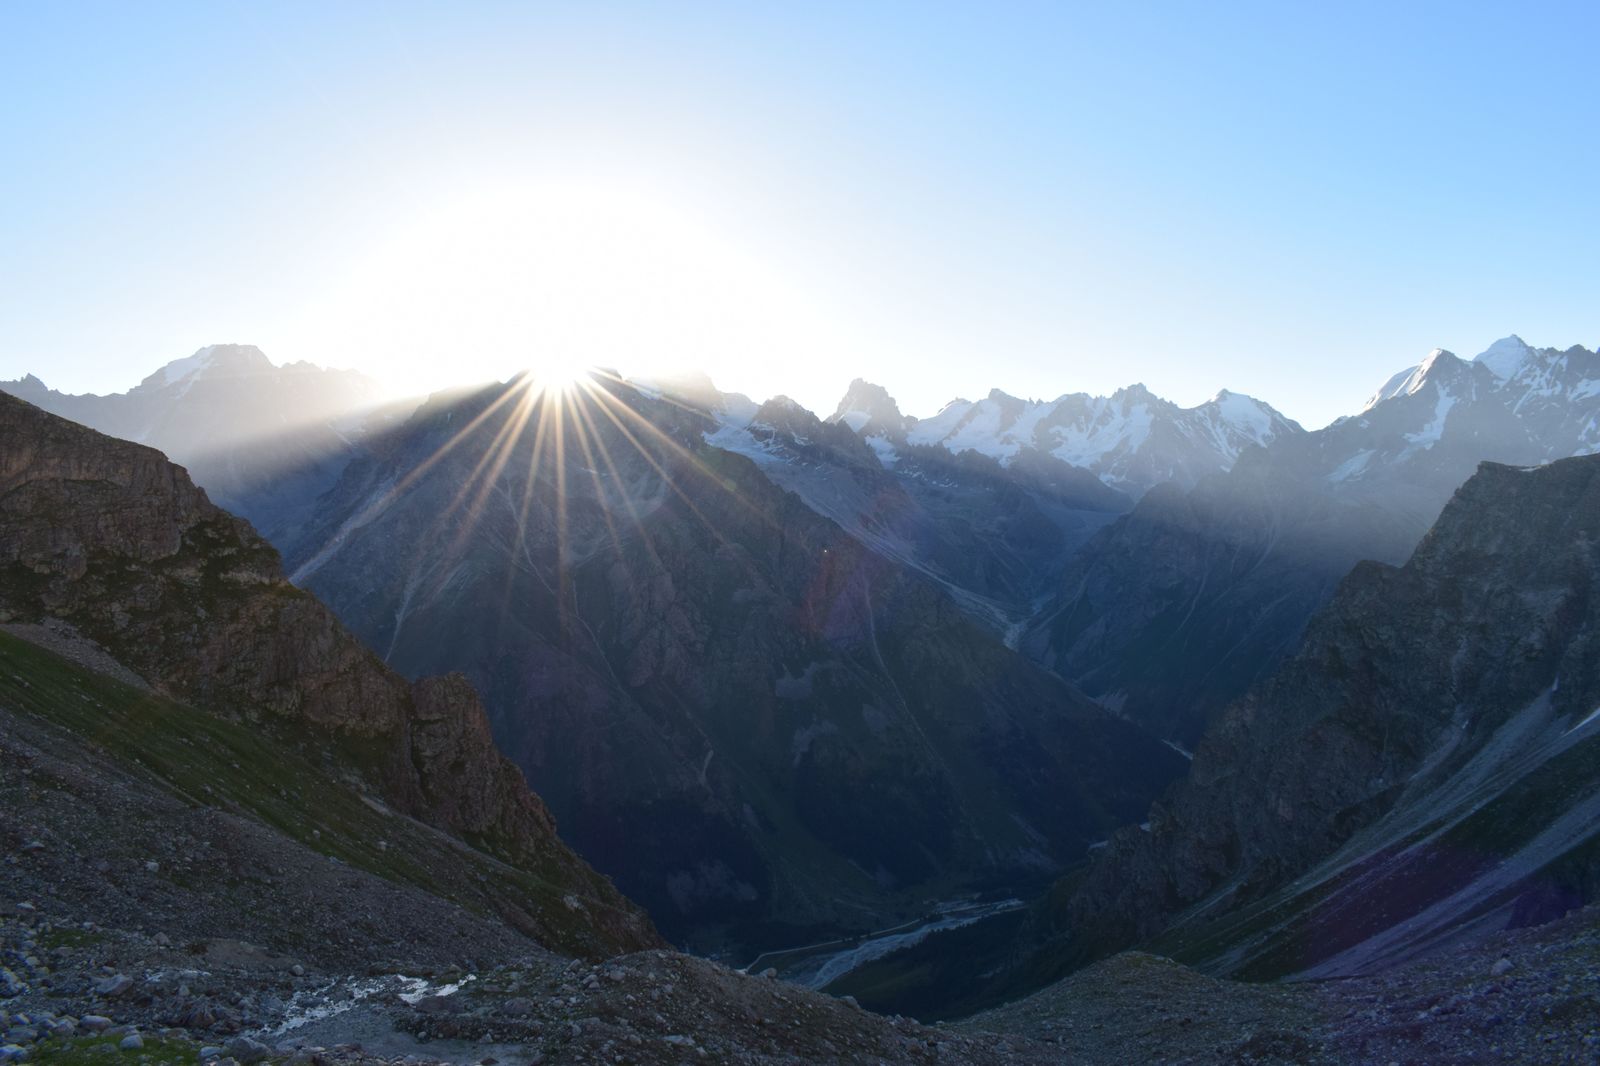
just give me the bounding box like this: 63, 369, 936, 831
2, 1, 1596, 427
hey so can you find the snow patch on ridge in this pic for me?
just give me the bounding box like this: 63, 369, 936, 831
1404, 388, 1458, 448
161, 346, 218, 386
838, 409, 872, 433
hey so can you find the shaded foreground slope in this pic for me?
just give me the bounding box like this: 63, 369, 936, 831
0, 629, 1062, 1064
0, 390, 657, 956
968, 904, 1600, 1065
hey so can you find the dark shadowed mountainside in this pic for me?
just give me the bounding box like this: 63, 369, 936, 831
1063, 453, 1600, 979
279, 372, 1186, 951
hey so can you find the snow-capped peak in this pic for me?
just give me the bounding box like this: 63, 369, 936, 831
892, 380, 1302, 495
1363, 349, 1463, 411
140, 344, 275, 394
1474, 335, 1534, 380
1205, 389, 1291, 444
828, 378, 906, 437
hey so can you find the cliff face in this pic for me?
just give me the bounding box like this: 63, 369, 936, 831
1063, 455, 1600, 977
0, 391, 659, 956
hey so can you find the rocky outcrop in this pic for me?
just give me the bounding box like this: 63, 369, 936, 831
1063, 454, 1600, 976
0, 391, 659, 956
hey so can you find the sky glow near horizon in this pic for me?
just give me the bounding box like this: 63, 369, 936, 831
2, 2, 1597, 429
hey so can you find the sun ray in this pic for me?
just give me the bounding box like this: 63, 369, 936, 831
566, 384, 665, 569
441, 379, 542, 533
582, 379, 782, 549
563, 389, 640, 583
576, 383, 766, 577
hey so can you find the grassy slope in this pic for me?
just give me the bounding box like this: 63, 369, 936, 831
0, 630, 622, 959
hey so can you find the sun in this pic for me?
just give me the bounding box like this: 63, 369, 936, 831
524, 354, 595, 394
297, 179, 842, 402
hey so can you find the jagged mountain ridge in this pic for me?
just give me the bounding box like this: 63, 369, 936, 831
278, 372, 1185, 950
0, 344, 417, 548
1062, 453, 1600, 979
827, 377, 1301, 498
1026, 336, 1600, 745
0, 390, 657, 956
705, 393, 1132, 632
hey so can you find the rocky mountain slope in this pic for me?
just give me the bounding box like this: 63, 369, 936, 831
0, 390, 657, 957
0, 345, 415, 547
706, 392, 1131, 632
1027, 336, 1600, 745
279, 372, 1185, 951
1061, 452, 1600, 980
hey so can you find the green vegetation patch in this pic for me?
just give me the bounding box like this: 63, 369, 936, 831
24, 1033, 202, 1066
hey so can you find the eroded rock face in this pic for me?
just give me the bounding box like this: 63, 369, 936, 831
1064, 455, 1600, 975
0, 391, 659, 956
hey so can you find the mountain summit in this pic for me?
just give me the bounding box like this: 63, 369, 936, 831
828, 378, 909, 439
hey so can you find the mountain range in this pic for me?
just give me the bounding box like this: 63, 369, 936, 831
6, 331, 1600, 1044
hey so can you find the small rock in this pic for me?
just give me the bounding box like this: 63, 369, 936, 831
0, 1045, 27, 1064
153, 933, 170, 948
117, 1034, 143, 1052
226, 1036, 270, 1064
760, 968, 778, 980
0, 972, 24, 999
1491, 957, 1516, 977
80, 1017, 113, 1033
179, 1005, 216, 1029
289, 965, 304, 978
499, 998, 535, 1017
95, 975, 133, 998
199, 1047, 225, 1060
